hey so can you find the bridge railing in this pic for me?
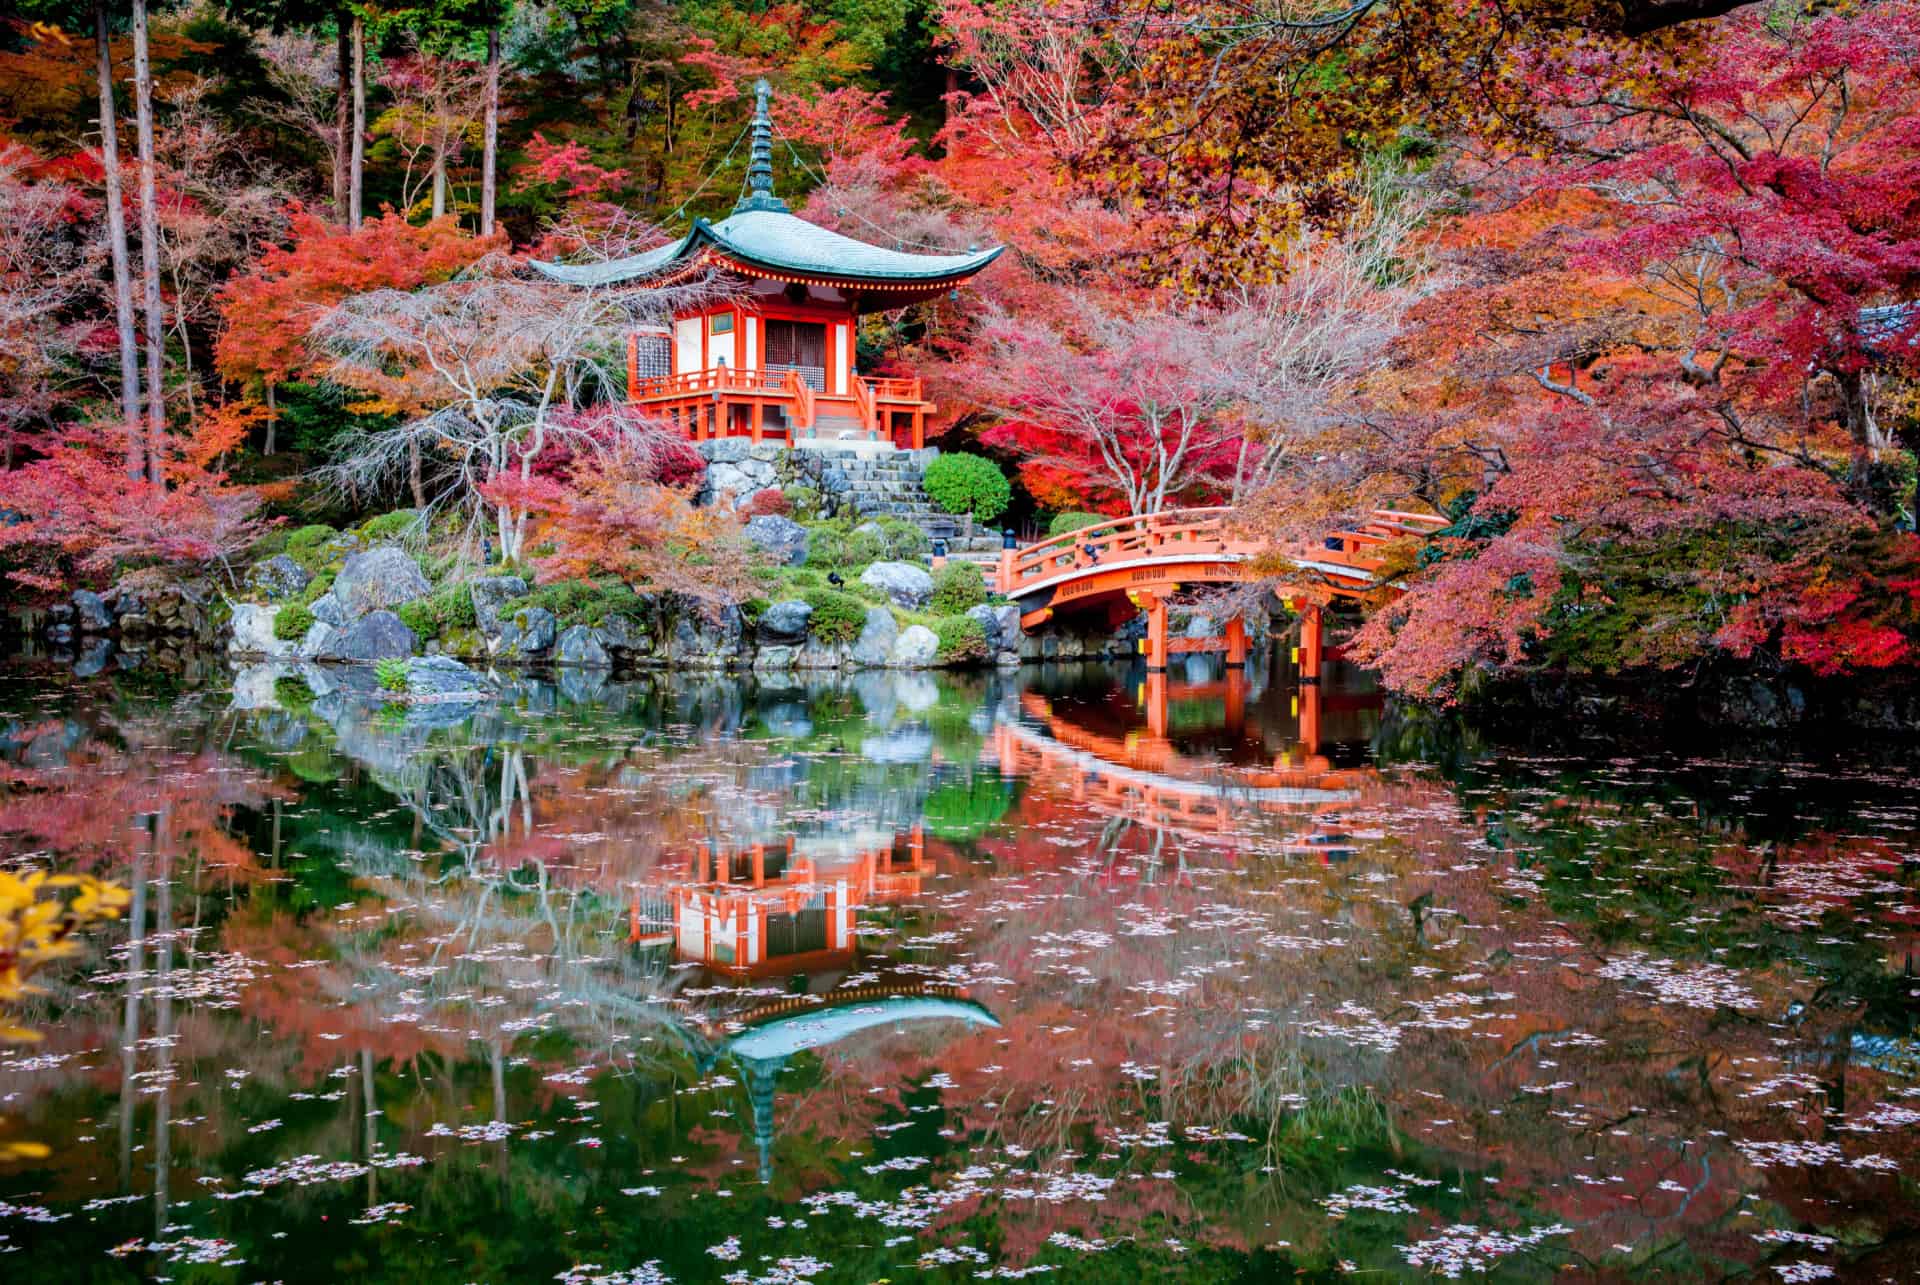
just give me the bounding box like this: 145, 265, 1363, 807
995, 507, 1246, 594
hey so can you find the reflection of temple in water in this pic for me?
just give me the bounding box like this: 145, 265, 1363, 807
628, 828, 934, 976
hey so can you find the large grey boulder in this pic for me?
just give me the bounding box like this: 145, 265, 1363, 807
889, 624, 939, 668
229, 603, 296, 660
966, 603, 1002, 652
469, 576, 529, 635
850, 607, 897, 666
248, 555, 312, 601
758, 599, 812, 643
860, 561, 934, 610
669, 604, 744, 666
312, 610, 416, 662
72, 590, 114, 634
405, 655, 488, 697
745, 515, 808, 567
331, 545, 431, 619
309, 591, 348, 626
596, 612, 649, 657
496, 607, 558, 660
554, 624, 612, 669
296, 621, 335, 660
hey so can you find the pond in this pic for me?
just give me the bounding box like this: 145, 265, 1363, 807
2, 652, 1918, 1281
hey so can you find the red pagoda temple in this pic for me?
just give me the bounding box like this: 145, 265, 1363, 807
535, 80, 1001, 449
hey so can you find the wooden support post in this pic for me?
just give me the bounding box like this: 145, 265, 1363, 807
751, 402, 763, 444
1142, 593, 1169, 672
1224, 615, 1247, 668
1225, 667, 1247, 738
1299, 604, 1323, 685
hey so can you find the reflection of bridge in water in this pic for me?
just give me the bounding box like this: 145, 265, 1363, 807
998, 669, 1384, 858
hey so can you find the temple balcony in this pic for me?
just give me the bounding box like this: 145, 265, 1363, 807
631, 365, 936, 450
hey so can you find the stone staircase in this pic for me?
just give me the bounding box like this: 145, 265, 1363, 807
808, 446, 1004, 553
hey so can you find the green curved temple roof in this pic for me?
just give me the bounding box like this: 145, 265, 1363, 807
530, 208, 1003, 289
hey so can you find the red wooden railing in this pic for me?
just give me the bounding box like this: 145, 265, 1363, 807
850, 374, 876, 438
993, 507, 1449, 598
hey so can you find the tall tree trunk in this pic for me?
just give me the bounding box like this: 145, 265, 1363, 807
431, 148, 447, 218
480, 27, 499, 236
334, 18, 351, 222
350, 12, 365, 231
263, 380, 277, 456
130, 0, 167, 485
96, 0, 144, 479
408, 436, 424, 508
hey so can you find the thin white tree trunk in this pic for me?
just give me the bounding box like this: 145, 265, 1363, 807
334, 18, 351, 221
350, 12, 365, 231
480, 27, 498, 236
96, 0, 144, 479
432, 149, 447, 218
130, 0, 167, 484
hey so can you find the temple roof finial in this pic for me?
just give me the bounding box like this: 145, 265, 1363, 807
735, 78, 788, 215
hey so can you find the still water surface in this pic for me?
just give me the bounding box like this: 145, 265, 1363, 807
2, 654, 1918, 1281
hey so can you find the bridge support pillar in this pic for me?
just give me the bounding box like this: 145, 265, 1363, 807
1140, 593, 1169, 672
1224, 615, 1247, 668
1145, 670, 1169, 738
1298, 604, 1324, 686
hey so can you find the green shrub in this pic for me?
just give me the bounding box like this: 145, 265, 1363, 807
284, 524, 337, 569
923, 453, 1010, 523
803, 587, 868, 645
273, 602, 315, 642
875, 517, 931, 563
395, 583, 475, 642
374, 658, 410, 693
1047, 511, 1107, 538
360, 510, 422, 542
933, 613, 989, 664
805, 519, 886, 570
930, 562, 987, 614
396, 599, 435, 639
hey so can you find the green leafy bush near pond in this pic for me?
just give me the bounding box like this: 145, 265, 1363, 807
933, 613, 988, 664
396, 583, 479, 641
803, 588, 868, 645
273, 602, 315, 642
375, 658, 409, 692
519, 578, 649, 627
930, 562, 987, 615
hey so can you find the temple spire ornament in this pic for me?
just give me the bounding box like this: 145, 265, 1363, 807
735, 78, 788, 214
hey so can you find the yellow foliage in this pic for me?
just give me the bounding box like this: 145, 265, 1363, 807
1, 869, 130, 1042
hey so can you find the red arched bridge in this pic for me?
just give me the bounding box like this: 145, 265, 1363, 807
986, 507, 1448, 673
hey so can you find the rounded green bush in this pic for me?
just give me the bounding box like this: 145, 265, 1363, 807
284, 524, 338, 569
875, 518, 931, 563
923, 453, 1010, 523
803, 587, 868, 645
933, 613, 989, 664
930, 562, 987, 615
360, 510, 421, 541
273, 602, 315, 642
805, 519, 886, 571
1047, 511, 1107, 538
395, 599, 437, 640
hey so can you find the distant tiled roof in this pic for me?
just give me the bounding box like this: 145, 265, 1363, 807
530, 210, 1002, 288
